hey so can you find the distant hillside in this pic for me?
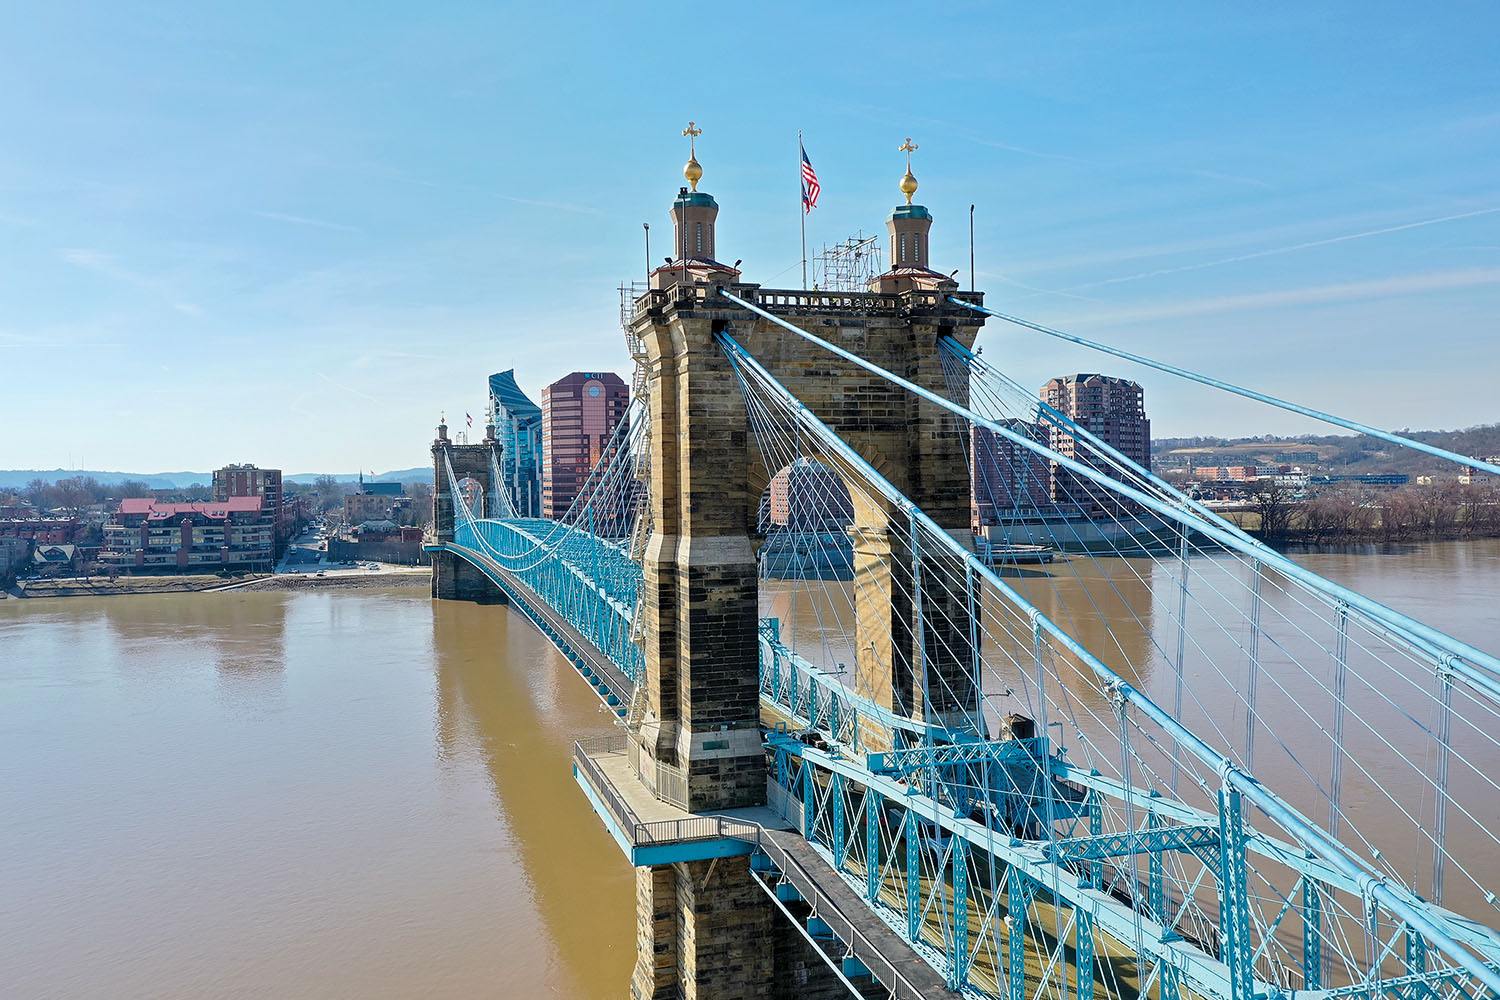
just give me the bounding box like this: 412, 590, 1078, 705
0, 465, 432, 490
281, 467, 430, 485
1153, 423, 1500, 475
0, 469, 211, 489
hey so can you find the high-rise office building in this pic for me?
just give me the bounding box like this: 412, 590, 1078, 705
540, 371, 629, 519
1041, 374, 1151, 509
488, 370, 544, 518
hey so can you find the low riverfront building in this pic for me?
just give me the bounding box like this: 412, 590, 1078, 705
100, 496, 274, 572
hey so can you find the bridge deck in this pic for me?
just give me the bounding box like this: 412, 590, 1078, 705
436, 540, 634, 706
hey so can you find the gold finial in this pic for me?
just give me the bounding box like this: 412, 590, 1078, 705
898, 137, 919, 205
682, 121, 704, 191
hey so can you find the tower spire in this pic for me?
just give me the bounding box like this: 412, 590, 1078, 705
898, 137, 919, 205
870, 135, 955, 293
649, 121, 739, 290
682, 121, 703, 192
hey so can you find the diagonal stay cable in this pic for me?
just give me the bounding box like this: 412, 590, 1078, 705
950, 299, 1500, 480
719, 288, 1500, 708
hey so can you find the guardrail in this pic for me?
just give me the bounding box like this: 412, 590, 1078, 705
752, 836, 930, 1000
627, 737, 689, 810
574, 737, 746, 848
445, 539, 633, 700
749, 787, 931, 1000
573, 739, 932, 998
632, 284, 985, 318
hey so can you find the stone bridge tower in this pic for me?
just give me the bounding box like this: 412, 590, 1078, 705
625, 136, 985, 1000
430, 415, 507, 602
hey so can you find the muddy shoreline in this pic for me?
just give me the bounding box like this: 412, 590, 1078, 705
6, 571, 429, 599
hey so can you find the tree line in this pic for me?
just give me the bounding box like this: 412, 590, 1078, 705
4, 476, 172, 512
1242, 480, 1500, 544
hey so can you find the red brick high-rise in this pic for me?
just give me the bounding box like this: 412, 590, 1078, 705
970, 421, 1052, 527
540, 371, 629, 519
1041, 374, 1150, 510
212, 463, 295, 556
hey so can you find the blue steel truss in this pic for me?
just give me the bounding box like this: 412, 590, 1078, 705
448, 500, 1500, 999
453, 514, 643, 685
434, 333, 1500, 1000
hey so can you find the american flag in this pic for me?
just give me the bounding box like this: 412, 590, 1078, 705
801, 142, 820, 214
465, 412, 473, 428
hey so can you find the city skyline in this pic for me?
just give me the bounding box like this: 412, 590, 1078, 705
2, 2, 1497, 472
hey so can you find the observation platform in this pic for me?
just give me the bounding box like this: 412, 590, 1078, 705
576, 736, 961, 998
572, 736, 791, 866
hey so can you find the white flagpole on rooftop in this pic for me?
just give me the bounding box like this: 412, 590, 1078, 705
799, 130, 807, 289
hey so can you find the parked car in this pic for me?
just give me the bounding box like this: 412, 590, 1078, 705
792, 729, 829, 752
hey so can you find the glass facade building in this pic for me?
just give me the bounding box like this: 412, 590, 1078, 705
488, 370, 544, 518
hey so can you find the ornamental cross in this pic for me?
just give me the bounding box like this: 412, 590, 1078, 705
899, 136, 919, 168
683, 121, 702, 153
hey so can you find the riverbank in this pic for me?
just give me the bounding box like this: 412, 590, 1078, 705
4, 570, 429, 598
8, 573, 270, 599
235, 571, 428, 592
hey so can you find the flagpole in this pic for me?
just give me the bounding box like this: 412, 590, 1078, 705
799, 130, 807, 289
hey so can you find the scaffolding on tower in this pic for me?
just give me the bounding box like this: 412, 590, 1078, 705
617, 282, 655, 707
812, 230, 884, 291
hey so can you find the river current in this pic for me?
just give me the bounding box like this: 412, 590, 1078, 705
2, 540, 1497, 998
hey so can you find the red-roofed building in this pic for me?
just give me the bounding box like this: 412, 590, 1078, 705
101, 496, 274, 571
0, 516, 80, 545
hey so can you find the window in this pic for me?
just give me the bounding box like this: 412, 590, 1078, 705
899, 234, 907, 262
696, 223, 702, 254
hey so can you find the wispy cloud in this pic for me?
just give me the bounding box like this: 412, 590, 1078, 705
1073, 206, 1500, 290
348, 350, 446, 370
902, 103, 1272, 188
968, 136, 1273, 190
57, 247, 206, 317
59, 248, 122, 273
255, 210, 363, 233
1173, 166, 1273, 190
495, 193, 600, 215
1069, 266, 1500, 326
314, 371, 381, 402
967, 136, 1086, 164
982, 271, 1101, 303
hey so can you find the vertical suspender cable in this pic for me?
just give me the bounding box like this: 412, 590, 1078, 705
1245, 564, 1264, 772
1329, 602, 1350, 840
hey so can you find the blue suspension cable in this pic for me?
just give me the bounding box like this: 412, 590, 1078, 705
718, 289, 1500, 708
948, 299, 1500, 479
714, 325, 1500, 995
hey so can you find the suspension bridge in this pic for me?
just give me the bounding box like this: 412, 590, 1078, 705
424, 148, 1500, 1000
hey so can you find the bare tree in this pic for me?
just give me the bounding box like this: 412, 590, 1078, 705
1246, 480, 1296, 540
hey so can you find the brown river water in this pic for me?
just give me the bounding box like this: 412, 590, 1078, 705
2, 540, 1497, 998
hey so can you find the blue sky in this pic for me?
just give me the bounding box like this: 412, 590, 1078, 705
2, 1, 1496, 473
